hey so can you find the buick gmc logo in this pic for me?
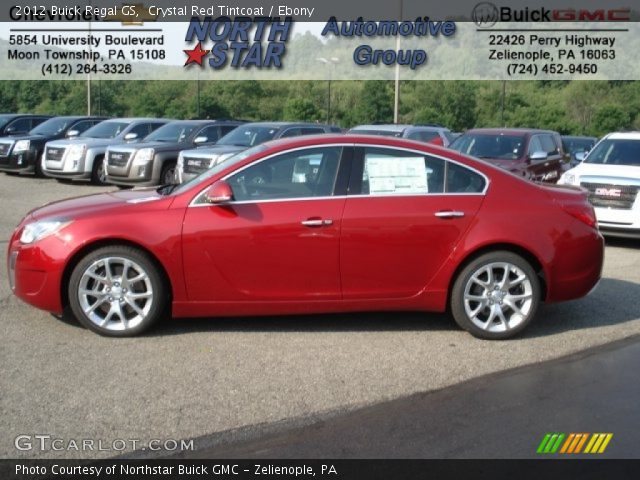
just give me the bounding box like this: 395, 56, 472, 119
111, 153, 124, 160
595, 188, 622, 197
471, 3, 630, 27
472, 2, 499, 28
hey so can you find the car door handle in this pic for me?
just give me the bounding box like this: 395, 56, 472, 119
301, 219, 333, 227
435, 211, 465, 219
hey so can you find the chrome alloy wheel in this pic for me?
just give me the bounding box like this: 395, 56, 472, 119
463, 262, 534, 333
77, 257, 154, 331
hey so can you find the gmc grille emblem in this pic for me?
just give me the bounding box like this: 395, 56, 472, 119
594, 188, 622, 197
112, 154, 123, 160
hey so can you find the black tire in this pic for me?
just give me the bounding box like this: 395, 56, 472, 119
34, 152, 45, 177
90, 156, 107, 185
160, 161, 176, 185
117, 185, 133, 190
450, 251, 540, 340
68, 246, 168, 337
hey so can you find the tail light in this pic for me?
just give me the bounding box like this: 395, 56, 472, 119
561, 203, 598, 229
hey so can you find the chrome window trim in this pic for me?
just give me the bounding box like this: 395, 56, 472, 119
188, 143, 490, 207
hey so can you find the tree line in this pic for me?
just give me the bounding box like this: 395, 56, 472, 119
1, 80, 638, 137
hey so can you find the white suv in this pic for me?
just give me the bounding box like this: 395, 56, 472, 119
558, 132, 640, 238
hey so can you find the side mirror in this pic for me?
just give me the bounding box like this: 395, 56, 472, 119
574, 151, 586, 162
194, 136, 208, 145
204, 180, 233, 204
66, 130, 80, 138
124, 132, 138, 141
529, 151, 548, 162
5, 126, 15, 134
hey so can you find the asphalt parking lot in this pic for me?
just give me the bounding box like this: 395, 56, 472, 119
1, 173, 640, 459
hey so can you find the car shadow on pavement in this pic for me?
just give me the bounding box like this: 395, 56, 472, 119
119, 277, 638, 339
55, 277, 639, 338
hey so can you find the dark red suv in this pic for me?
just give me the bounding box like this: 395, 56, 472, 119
450, 128, 565, 183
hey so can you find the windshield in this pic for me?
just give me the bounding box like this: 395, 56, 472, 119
0, 115, 13, 130
144, 123, 198, 143
450, 133, 526, 160
30, 117, 75, 136
563, 138, 596, 153
168, 144, 269, 196
80, 121, 128, 139
584, 139, 640, 166
217, 125, 279, 147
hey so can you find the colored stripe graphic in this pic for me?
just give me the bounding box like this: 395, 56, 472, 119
539, 433, 613, 454
585, 433, 613, 454
537, 433, 565, 454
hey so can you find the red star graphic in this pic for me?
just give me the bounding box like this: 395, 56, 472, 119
184, 42, 210, 66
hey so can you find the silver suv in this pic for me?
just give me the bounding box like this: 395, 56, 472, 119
42, 118, 168, 185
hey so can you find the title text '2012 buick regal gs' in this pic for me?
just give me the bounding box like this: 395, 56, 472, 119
7, 135, 604, 339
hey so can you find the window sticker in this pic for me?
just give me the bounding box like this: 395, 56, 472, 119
365, 156, 428, 194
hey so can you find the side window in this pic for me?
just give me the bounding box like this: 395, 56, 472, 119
300, 127, 325, 136
359, 147, 445, 195
540, 134, 558, 155
7, 118, 31, 133
148, 123, 164, 135
72, 121, 96, 134
279, 128, 302, 138
228, 147, 342, 201
220, 125, 237, 136
31, 117, 49, 129
128, 123, 152, 139
196, 126, 222, 143
406, 130, 438, 143
446, 162, 486, 193
528, 136, 544, 155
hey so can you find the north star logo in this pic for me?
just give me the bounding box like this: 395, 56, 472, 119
594, 187, 623, 197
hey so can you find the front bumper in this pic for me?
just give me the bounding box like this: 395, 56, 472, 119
0, 150, 37, 173
595, 205, 640, 238
7, 231, 67, 314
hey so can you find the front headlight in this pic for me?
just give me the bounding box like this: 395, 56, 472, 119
559, 173, 577, 185
19, 220, 72, 244
132, 148, 154, 166
66, 144, 86, 162
13, 140, 30, 152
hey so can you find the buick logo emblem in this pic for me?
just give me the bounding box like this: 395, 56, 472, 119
472, 2, 499, 28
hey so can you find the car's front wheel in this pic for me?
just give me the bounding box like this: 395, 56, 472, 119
451, 251, 540, 340
68, 246, 167, 337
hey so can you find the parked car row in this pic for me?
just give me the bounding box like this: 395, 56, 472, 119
0, 112, 635, 237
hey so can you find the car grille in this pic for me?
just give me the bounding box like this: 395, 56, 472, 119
45, 146, 65, 162
183, 156, 208, 174
108, 151, 131, 167
0, 143, 12, 156
581, 182, 639, 210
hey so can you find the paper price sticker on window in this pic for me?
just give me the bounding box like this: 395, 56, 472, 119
365, 156, 428, 194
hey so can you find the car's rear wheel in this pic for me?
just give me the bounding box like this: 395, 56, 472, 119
91, 156, 107, 185
451, 251, 540, 340
68, 246, 167, 337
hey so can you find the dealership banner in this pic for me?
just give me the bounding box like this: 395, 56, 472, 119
0, 0, 639, 80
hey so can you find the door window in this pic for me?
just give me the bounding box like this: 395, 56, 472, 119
358, 147, 445, 195
6, 118, 31, 133
528, 136, 544, 155
227, 147, 342, 201
540, 134, 559, 155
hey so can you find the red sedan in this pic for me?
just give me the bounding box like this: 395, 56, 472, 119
6, 135, 603, 339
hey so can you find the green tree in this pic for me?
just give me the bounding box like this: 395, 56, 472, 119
283, 98, 321, 122
591, 104, 631, 136
356, 81, 393, 124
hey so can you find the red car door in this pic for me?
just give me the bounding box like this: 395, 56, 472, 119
181, 146, 347, 302
340, 146, 486, 299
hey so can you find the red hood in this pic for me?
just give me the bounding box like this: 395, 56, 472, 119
28, 188, 172, 222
